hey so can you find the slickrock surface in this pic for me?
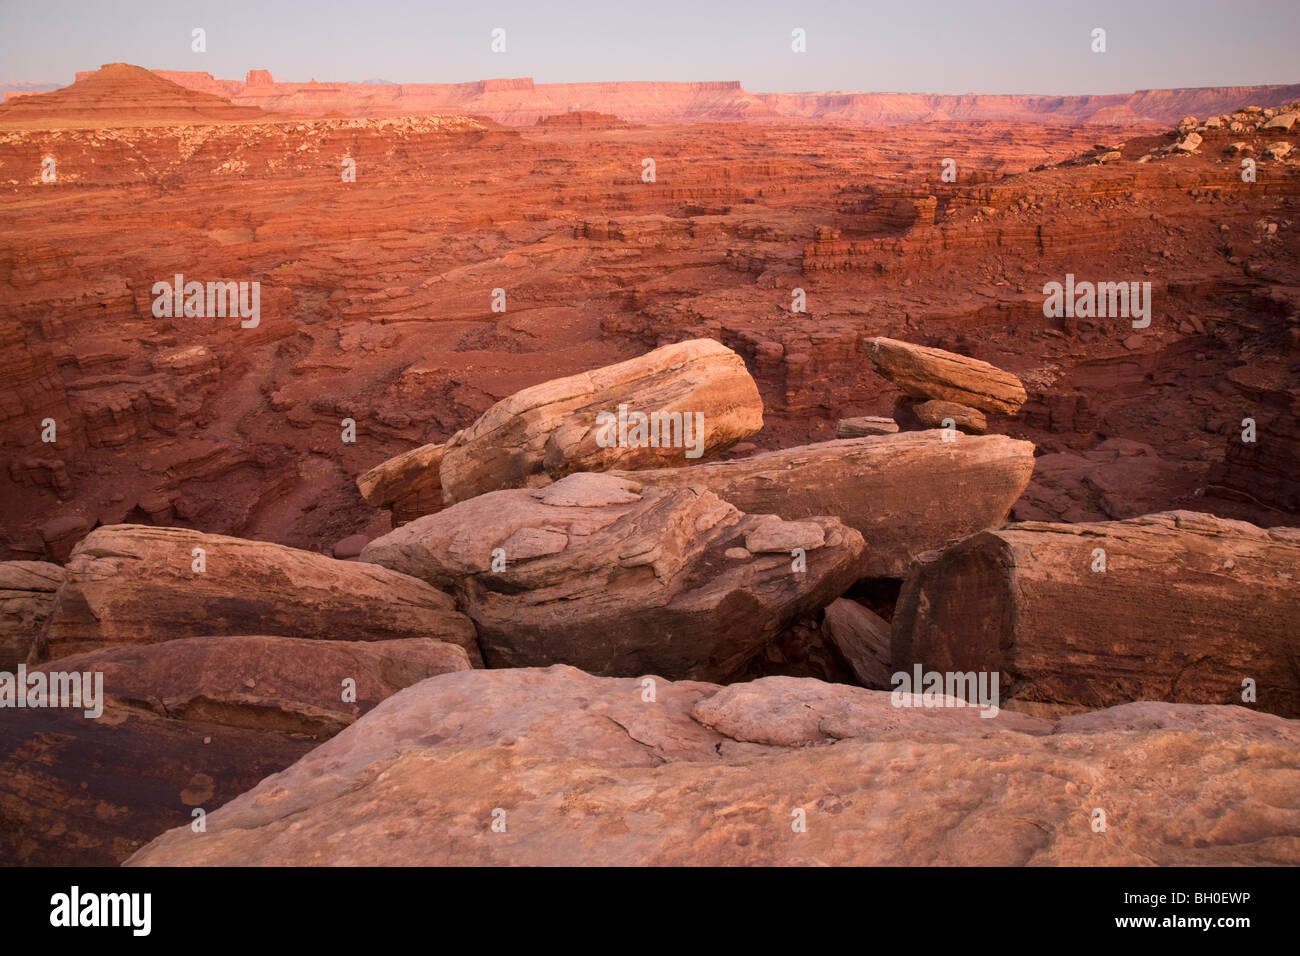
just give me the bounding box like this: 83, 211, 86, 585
0, 560, 65, 669
612, 433, 1035, 577
437, 339, 764, 504
126, 666, 1300, 866
0, 635, 467, 865
33, 525, 479, 664
893, 511, 1300, 717
362, 473, 864, 680
863, 337, 1028, 415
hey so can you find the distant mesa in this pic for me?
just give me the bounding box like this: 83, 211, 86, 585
0, 62, 266, 126
535, 110, 629, 128
3, 62, 1299, 129
149, 71, 1300, 127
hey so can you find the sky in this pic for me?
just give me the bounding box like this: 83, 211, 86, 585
1, 0, 1297, 95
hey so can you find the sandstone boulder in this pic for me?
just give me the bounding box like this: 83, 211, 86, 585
862, 337, 1027, 415
0, 561, 65, 669
912, 399, 987, 434
893, 511, 1300, 717
33, 525, 479, 664
362, 472, 864, 680
612, 432, 1035, 577
821, 598, 893, 688
438, 339, 764, 504
356, 441, 444, 523
126, 666, 1300, 866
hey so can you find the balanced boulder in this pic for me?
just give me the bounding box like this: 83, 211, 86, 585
863, 337, 1027, 415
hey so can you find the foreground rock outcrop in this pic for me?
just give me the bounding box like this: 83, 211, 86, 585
362, 472, 863, 680
0, 634, 469, 865
437, 339, 764, 504
32, 525, 479, 664
893, 511, 1300, 717
126, 666, 1300, 866
613, 432, 1035, 577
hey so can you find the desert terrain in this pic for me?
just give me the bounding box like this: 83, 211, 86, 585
0, 63, 1297, 866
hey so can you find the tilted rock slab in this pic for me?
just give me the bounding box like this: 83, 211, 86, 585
893, 511, 1300, 717
0, 635, 469, 865
42, 635, 472, 737
821, 598, 893, 689
0, 561, 66, 670
362, 472, 864, 681
32, 525, 479, 665
611, 432, 1035, 578
127, 666, 1300, 866
438, 338, 764, 504
863, 337, 1027, 415
356, 441, 445, 524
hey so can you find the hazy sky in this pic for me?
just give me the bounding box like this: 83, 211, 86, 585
2, 0, 1296, 94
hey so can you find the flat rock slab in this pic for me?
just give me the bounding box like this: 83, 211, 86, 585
362, 472, 864, 681
126, 666, 1300, 866
33, 524, 479, 665
439, 338, 764, 504
613, 432, 1035, 578
863, 337, 1027, 415
39, 635, 472, 737
892, 510, 1300, 717
835, 416, 898, 438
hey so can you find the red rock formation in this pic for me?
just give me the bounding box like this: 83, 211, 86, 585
0, 63, 266, 126
124, 666, 1300, 866
145, 68, 1300, 127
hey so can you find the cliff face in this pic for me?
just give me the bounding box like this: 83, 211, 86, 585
756, 85, 1300, 127
137, 69, 1300, 127
0, 63, 266, 125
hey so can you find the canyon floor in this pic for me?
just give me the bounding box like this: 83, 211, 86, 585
0, 65, 1298, 866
